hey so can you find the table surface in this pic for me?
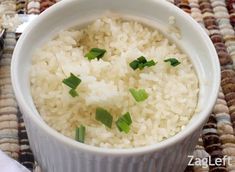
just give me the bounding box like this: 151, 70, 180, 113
1, 0, 235, 172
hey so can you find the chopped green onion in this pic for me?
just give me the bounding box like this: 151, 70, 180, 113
121, 112, 132, 125
164, 58, 181, 67
95, 108, 113, 128
85, 48, 106, 60
129, 88, 149, 102
129, 56, 156, 70
138, 63, 145, 70
75, 125, 86, 143
63, 73, 81, 98
129, 60, 139, 70
63, 73, 81, 89
145, 60, 156, 67
116, 119, 130, 133
116, 112, 132, 133
69, 89, 79, 97
137, 56, 147, 64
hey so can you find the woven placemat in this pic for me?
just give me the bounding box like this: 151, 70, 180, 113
1, 0, 235, 172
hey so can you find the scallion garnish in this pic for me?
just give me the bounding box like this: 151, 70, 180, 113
129, 60, 139, 70
95, 108, 113, 128
69, 89, 79, 97
122, 112, 132, 125
116, 119, 130, 133
145, 60, 156, 67
63, 73, 81, 89
85, 48, 106, 60
116, 112, 132, 133
137, 56, 147, 64
63, 73, 81, 97
129, 88, 149, 102
164, 58, 181, 67
75, 125, 86, 143
129, 56, 156, 70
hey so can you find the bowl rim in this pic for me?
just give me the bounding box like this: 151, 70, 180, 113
11, 0, 220, 156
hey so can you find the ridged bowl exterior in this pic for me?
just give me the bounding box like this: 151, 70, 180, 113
12, 0, 220, 172
22, 108, 202, 172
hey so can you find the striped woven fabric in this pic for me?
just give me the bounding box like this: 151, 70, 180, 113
1, 0, 235, 171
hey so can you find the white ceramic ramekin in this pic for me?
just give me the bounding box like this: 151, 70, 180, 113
11, 0, 220, 171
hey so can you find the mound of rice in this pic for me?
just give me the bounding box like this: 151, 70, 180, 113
30, 17, 199, 148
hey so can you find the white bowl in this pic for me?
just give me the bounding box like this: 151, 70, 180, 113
11, 0, 220, 171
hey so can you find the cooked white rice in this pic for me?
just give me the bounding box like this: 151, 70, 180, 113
30, 17, 199, 148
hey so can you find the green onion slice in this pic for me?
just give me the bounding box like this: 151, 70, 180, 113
129, 60, 139, 70
129, 88, 149, 102
164, 58, 181, 67
129, 56, 156, 70
122, 112, 132, 125
95, 108, 113, 128
116, 119, 130, 133
85, 48, 106, 60
145, 60, 156, 67
137, 56, 147, 64
116, 112, 132, 133
69, 89, 79, 97
63, 73, 81, 89
75, 125, 86, 143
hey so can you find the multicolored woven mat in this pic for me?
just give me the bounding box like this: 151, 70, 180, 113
1, 0, 235, 172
